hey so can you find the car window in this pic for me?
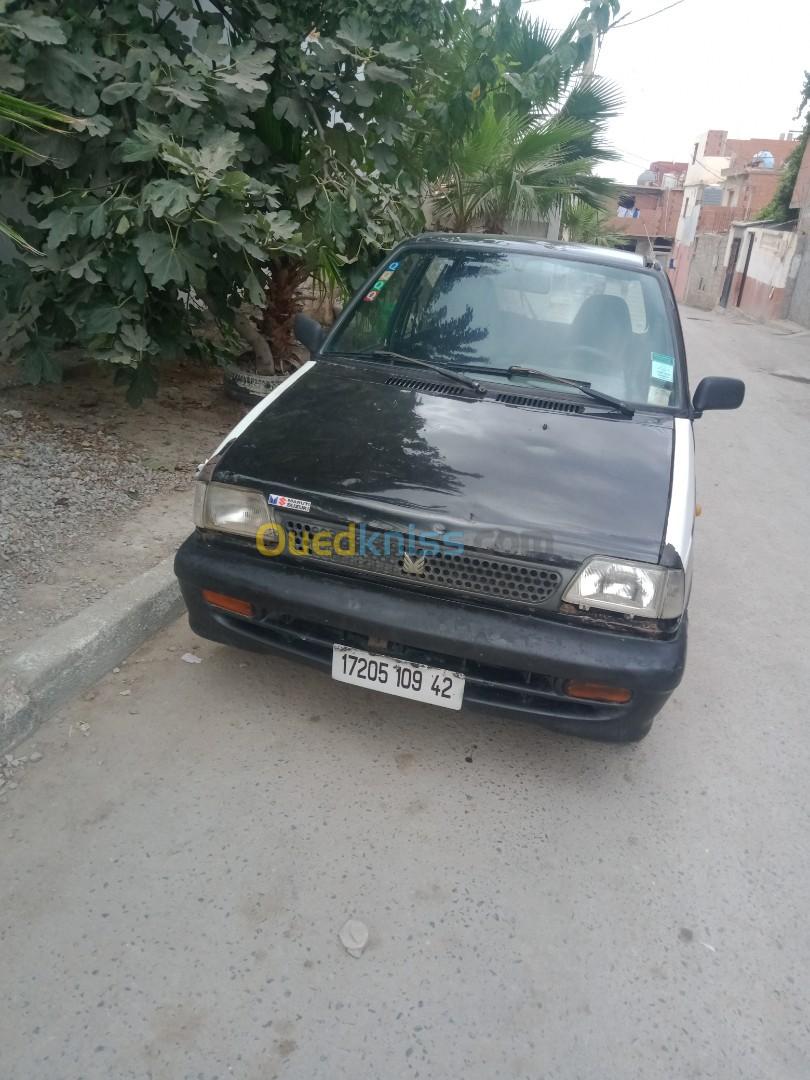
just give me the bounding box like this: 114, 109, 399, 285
327, 250, 680, 409
325, 254, 418, 355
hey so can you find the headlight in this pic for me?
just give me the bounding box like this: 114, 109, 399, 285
194, 481, 275, 538
563, 558, 685, 620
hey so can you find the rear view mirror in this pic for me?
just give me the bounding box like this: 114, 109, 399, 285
294, 313, 325, 355
692, 376, 745, 415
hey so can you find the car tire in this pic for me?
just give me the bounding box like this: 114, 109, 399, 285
222, 362, 289, 405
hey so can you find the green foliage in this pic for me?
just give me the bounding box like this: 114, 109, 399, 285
758, 70, 810, 224
0, 90, 75, 250
0, 0, 623, 395
423, 4, 621, 233
562, 200, 623, 246
0, 0, 428, 391
430, 105, 614, 232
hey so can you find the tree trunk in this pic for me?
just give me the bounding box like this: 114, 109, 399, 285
261, 256, 308, 370
234, 311, 275, 374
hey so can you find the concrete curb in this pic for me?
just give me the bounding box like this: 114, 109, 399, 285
0, 555, 185, 754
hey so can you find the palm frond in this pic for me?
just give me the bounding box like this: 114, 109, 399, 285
557, 77, 623, 132
562, 200, 625, 247
0, 132, 46, 157
0, 93, 76, 250
428, 85, 619, 234
506, 16, 560, 72
0, 218, 42, 255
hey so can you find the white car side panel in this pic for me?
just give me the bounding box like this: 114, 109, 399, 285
203, 361, 316, 465
665, 417, 695, 567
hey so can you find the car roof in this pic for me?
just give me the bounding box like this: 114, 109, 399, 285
403, 232, 649, 270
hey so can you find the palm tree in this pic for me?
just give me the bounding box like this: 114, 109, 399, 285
561, 200, 624, 246
424, 11, 621, 235
0, 92, 75, 252
430, 105, 615, 233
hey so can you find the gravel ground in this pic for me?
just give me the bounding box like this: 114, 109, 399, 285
0, 408, 170, 605
0, 363, 243, 648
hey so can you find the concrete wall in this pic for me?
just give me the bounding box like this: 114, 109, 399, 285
786, 142, 810, 328
787, 233, 810, 327
728, 227, 798, 321
670, 240, 693, 300
681, 234, 728, 310
790, 141, 810, 210
675, 186, 702, 245
786, 200, 810, 327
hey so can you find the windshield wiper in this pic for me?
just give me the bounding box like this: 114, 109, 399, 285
508, 367, 634, 415
330, 348, 486, 395
440, 363, 634, 416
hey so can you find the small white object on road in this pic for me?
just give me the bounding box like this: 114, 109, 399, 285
339, 918, 369, 958
181, 653, 203, 664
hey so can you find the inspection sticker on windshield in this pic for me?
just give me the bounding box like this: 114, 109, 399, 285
363, 290, 379, 302
651, 353, 675, 383
387, 261, 400, 271
268, 494, 311, 512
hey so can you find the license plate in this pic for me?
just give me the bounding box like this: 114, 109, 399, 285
331, 645, 465, 710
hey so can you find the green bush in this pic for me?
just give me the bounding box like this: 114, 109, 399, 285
0, 0, 427, 396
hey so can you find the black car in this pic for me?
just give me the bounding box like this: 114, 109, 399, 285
175, 234, 744, 741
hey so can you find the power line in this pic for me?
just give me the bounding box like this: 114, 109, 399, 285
610, 0, 686, 30
691, 157, 727, 182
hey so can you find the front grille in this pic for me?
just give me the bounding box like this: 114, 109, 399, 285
279, 515, 563, 608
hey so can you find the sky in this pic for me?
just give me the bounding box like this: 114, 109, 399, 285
523, 0, 810, 183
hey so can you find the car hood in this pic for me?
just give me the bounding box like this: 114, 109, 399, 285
215, 361, 675, 565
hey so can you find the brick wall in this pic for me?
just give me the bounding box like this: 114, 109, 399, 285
605, 188, 684, 239
703, 130, 727, 156
726, 137, 798, 172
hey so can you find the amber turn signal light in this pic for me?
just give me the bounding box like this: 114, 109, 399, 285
563, 680, 632, 704
201, 589, 254, 618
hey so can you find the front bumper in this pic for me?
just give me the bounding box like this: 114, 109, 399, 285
175, 533, 687, 737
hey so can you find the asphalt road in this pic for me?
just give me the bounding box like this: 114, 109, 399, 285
2, 308, 809, 1080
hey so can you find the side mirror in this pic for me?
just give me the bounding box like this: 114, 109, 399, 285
692, 376, 745, 415
294, 313, 325, 355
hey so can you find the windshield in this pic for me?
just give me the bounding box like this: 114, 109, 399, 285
326, 249, 681, 408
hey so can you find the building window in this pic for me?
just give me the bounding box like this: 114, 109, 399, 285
692, 142, 698, 164
683, 197, 690, 216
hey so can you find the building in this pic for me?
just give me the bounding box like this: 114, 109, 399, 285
717, 220, 798, 320
602, 161, 688, 263
785, 138, 810, 327
669, 129, 798, 308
